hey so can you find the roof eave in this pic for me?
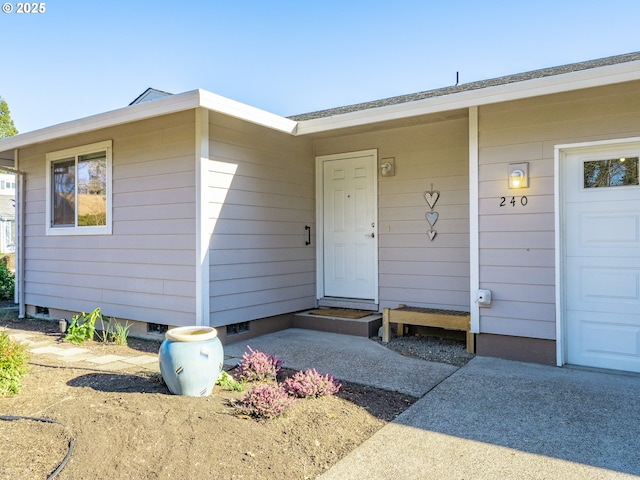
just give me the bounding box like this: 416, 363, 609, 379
199, 90, 297, 134
0, 90, 202, 152
294, 59, 640, 135
0, 89, 297, 153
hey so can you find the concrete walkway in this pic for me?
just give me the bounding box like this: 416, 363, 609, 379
224, 328, 457, 397
6, 325, 640, 479
226, 329, 640, 480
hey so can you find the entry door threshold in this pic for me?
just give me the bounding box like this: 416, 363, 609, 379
318, 297, 378, 311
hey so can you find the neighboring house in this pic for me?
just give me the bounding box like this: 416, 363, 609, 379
0, 52, 638, 374
0, 173, 16, 254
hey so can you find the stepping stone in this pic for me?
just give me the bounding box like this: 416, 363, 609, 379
31, 346, 67, 355
6, 333, 35, 342
86, 354, 126, 365
54, 348, 90, 357
121, 355, 158, 366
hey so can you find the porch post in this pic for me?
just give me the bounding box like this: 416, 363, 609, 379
195, 107, 210, 327
469, 106, 480, 335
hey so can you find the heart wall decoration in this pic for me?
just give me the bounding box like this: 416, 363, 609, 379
423, 189, 440, 210
424, 183, 440, 242
425, 211, 439, 227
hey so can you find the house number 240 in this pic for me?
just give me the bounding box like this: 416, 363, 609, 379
499, 196, 528, 207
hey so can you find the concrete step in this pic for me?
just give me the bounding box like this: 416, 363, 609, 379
293, 310, 382, 338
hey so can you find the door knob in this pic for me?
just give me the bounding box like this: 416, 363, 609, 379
365, 233, 375, 238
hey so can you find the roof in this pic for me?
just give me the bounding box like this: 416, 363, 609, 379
290, 51, 640, 121
1, 51, 639, 156
129, 88, 173, 105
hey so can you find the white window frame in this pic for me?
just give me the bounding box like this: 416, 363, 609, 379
45, 140, 112, 236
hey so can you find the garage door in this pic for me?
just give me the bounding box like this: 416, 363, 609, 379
564, 143, 640, 373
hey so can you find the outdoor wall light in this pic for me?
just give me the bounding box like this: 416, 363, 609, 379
380, 157, 395, 177
508, 162, 529, 189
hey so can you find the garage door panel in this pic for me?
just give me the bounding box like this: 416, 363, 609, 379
566, 207, 640, 256
568, 312, 640, 369
564, 143, 640, 373
566, 260, 640, 313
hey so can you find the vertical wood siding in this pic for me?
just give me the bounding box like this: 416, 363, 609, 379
21, 111, 198, 325
478, 81, 640, 339
315, 116, 471, 311
207, 113, 316, 326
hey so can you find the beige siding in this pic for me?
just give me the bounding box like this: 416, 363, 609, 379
478, 80, 640, 339
315, 117, 471, 311
208, 113, 316, 326
21, 111, 198, 326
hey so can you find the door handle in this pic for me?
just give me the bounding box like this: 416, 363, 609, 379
365, 233, 375, 238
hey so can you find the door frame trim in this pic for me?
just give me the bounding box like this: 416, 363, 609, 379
315, 149, 379, 303
554, 136, 640, 367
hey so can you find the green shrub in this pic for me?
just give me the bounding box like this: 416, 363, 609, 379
65, 308, 104, 344
216, 371, 244, 392
99, 317, 131, 346
0, 331, 29, 395
0, 262, 15, 301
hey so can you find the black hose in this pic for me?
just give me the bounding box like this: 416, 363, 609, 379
0, 415, 74, 479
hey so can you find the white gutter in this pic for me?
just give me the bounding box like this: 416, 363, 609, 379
0, 90, 297, 153
0, 57, 637, 151
199, 90, 297, 134
295, 59, 640, 135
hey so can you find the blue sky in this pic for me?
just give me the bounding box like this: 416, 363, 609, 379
2, 0, 639, 133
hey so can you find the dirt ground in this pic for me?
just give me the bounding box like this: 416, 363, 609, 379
0, 318, 417, 480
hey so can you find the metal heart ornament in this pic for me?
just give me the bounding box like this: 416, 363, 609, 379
425, 211, 439, 226
423, 189, 440, 210
427, 230, 437, 241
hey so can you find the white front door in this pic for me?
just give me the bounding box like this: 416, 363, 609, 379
563, 142, 640, 372
318, 150, 377, 301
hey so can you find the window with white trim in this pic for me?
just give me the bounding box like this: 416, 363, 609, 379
46, 140, 112, 235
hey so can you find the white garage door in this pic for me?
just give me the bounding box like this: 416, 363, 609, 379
564, 143, 640, 373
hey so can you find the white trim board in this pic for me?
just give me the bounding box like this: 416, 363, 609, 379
468, 106, 480, 334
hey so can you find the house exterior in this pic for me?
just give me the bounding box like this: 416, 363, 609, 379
0, 173, 16, 253
0, 52, 638, 373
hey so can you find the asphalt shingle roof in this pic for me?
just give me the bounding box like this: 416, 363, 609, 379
289, 51, 640, 121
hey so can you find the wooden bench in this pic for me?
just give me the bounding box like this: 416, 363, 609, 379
382, 305, 475, 354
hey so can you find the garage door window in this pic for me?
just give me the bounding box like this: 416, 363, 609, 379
584, 156, 639, 188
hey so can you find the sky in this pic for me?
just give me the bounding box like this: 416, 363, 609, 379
2, 0, 640, 134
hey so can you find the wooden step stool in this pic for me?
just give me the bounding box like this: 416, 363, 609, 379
382, 304, 475, 354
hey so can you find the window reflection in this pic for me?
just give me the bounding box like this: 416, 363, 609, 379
584, 157, 639, 188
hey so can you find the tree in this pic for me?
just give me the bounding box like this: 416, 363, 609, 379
0, 97, 18, 138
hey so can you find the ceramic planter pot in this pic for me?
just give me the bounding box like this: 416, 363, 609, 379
158, 326, 224, 397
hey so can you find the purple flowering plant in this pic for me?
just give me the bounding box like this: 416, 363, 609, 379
236, 346, 283, 382
283, 368, 341, 398
237, 383, 294, 419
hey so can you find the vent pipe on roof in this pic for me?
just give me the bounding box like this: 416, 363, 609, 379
456, 71, 460, 86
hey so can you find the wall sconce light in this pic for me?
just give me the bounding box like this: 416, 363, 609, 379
508, 162, 529, 189
380, 157, 395, 177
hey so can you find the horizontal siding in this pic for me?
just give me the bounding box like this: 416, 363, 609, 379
316, 117, 471, 312
478, 80, 640, 339
20, 111, 198, 326
207, 114, 316, 326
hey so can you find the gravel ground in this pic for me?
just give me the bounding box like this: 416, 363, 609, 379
372, 334, 475, 367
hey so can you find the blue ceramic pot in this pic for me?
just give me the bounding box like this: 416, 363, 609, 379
158, 326, 224, 397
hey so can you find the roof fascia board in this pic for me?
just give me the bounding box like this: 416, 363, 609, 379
295, 60, 640, 135
0, 90, 202, 151
0, 89, 298, 152
198, 90, 297, 134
